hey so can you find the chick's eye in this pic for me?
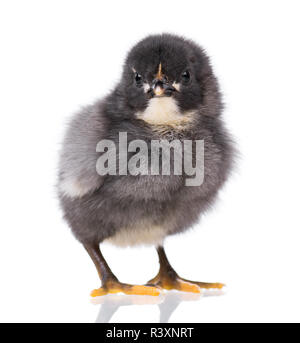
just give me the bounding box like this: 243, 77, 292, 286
135, 72, 142, 84
181, 71, 190, 83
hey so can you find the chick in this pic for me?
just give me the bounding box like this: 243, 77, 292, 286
58, 34, 234, 296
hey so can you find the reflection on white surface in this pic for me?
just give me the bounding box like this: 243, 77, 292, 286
93, 289, 225, 323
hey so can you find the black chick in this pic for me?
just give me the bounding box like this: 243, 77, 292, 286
58, 34, 234, 296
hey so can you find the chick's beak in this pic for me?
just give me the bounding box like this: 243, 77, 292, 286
152, 80, 165, 96
151, 79, 176, 97
149, 63, 176, 97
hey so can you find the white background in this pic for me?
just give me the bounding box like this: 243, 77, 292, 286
0, 0, 300, 323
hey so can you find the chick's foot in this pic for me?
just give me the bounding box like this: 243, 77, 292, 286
91, 280, 161, 297
148, 246, 225, 293
147, 272, 224, 293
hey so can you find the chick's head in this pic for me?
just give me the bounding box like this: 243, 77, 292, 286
120, 34, 216, 115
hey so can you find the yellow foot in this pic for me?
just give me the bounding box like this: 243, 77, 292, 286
91, 280, 161, 297
147, 274, 225, 293
181, 279, 225, 290
147, 276, 200, 294
163, 279, 201, 293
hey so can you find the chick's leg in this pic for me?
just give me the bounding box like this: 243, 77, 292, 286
147, 246, 224, 293
84, 243, 161, 297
